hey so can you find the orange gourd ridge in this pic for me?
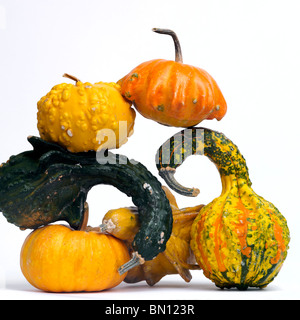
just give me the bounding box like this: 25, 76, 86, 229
117, 28, 227, 128
156, 127, 290, 290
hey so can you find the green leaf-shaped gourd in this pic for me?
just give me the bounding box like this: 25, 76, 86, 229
0, 136, 173, 272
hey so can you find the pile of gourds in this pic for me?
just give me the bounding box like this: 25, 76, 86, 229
0, 28, 290, 292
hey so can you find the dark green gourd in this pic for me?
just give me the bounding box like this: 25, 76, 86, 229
0, 136, 173, 272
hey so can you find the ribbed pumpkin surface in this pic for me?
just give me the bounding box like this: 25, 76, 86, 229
20, 225, 130, 292
118, 59, 226, 127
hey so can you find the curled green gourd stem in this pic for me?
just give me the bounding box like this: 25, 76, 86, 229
152, 28, 183, 63
159, 168, 200, 197
156, 127, 251, 197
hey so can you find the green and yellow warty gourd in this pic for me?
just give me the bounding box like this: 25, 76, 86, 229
156, 127, 290, 290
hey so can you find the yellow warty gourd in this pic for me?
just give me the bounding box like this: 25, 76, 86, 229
37, 74, 136, 153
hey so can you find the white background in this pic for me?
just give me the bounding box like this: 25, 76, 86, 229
0, 0, 300, 300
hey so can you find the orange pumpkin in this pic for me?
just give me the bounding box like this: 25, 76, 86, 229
117, 28, 227, 127
20, 209, 130, 292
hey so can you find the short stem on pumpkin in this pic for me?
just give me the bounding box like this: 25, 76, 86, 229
79, 202, 89, 231
118, 252, 145, 275
63, 73, 81, 84
152, 28, 183, 63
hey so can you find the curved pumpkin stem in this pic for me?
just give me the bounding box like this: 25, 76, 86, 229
62, 73, 81, 84
152, 28, 183, 63
79, 202, 89, 231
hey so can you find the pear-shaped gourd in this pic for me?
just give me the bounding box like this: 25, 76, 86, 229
156, 127, 290, 290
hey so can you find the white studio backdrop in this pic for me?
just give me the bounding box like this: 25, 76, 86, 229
0, 0, 300, 300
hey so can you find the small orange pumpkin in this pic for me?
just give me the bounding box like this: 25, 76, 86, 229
117, 28, 227, 127
20, 205, 130, 292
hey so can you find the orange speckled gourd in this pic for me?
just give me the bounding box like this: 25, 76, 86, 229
37, 74, 136, 153
117, 29, 226, 128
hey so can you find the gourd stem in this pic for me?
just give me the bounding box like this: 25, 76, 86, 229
63, 73, 81, 84
152, 28, 183, 63
118, 252, 144, 275
159, 168, 200, 197
98, 223, 107, 233
79, 202, 89, 231
156, 128, 252, 197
